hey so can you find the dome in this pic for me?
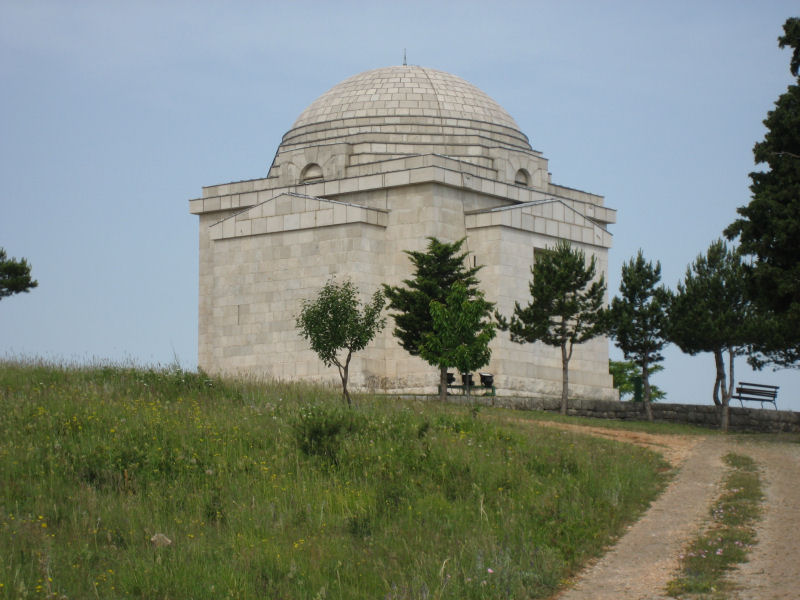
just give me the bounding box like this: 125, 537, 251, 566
293, 65, 521, 131
274, 66, 533, 171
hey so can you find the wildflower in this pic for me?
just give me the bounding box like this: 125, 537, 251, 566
487, 568, 494, 574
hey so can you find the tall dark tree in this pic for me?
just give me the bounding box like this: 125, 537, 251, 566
383, 238, 483, 395
724, 17, 800, 369
608, 251, 670, 422
498, 241, 606, 415
0, 248, 38, 301
668, 241, 754, 431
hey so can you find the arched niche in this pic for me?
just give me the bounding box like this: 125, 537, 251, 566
301, 163, 323, 183
514, 168, 530, 186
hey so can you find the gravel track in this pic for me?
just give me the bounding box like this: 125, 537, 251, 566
554, 435, 730, 600
727, 439, 800, 600
541, 425, 800, 599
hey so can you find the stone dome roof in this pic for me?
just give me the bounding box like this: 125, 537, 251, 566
292, 65, 520, 131
275, 66, 533, 170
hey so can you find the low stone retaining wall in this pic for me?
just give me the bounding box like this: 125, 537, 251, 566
439, 394, 800, 433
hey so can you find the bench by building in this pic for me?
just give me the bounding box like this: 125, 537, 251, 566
440, 372, 495, 396
733, 382, 779, 410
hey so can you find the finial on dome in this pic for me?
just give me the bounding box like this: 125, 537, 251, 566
403, 48, 407, 66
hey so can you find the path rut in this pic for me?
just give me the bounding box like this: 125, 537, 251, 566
547, 428, 800, 599
727, 439, 800, 600
555, 436, 731, 600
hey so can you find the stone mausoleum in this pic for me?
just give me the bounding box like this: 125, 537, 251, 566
190, 65, 617, 399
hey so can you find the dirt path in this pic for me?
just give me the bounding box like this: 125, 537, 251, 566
727, 439, 800, 600
540, 423, 800, 600
555, 435, 731, 600
531, 421, 700, 468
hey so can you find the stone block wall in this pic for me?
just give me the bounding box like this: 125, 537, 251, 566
466, 219, 615, 400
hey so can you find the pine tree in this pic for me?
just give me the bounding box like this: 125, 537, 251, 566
498, 241, 606, 415
724, 18, 800, 369
608, 251, 670, 422
0, 248, 38, 301
668, 240, 754, 431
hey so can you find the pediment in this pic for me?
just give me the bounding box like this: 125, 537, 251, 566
465, 199, 613, 248
209, 192, 387, 241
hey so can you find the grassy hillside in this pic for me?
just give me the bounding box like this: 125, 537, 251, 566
0, 361, 670, 599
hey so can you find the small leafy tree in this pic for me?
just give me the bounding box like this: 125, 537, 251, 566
419, 282, 496, 400
383, 238, 483, 391
724, 18, 800, 369
296, 279, 385, 406
608, 251, 670, 422
609, 359, 665, 402
668, 240, 754, 431
498, 241, 606, 415
0, 248, 38, 301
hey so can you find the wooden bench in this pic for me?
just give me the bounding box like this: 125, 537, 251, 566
733, 382, 779, 410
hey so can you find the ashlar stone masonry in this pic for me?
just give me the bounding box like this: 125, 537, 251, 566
190, 65, 617, 399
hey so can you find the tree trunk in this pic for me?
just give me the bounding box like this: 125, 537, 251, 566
726, 348, 735, 400
712, 349, 725, 407
439, 365, 448, 403
338, 352, 352, 407
642, 360, 653, 422
720, 392, 730, 433
720, 348, 735, 433
560, 343, 569, 415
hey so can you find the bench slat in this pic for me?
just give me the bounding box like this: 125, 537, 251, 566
737, 382, 779, 390
736, 390, 776, 398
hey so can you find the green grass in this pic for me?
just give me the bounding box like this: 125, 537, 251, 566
0, 360, 672, 599
666, 453, 763, 598
483, 404, 717, 436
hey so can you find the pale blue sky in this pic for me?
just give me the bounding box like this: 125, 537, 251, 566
1, 0, 798, 410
